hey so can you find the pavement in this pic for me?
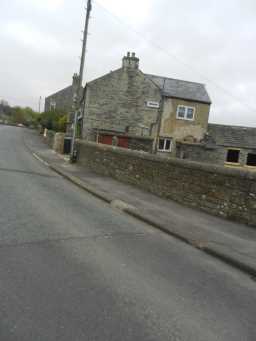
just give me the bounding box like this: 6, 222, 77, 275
24, 129, 256, 278
1, 125, 256, 340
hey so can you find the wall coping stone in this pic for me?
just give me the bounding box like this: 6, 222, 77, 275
94, 132, 154, 141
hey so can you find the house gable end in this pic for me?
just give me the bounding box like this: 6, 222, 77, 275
83, 65, 161, 138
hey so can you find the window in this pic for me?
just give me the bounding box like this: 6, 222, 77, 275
158, 138, 172, 152
247, 153, 256, 167
177, 106, 195, 121
226, 149, 240, 163
50, 100, 56, 111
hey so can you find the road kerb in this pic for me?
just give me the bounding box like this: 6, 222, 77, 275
49, 165, 113, 204
124, 207, 256, 278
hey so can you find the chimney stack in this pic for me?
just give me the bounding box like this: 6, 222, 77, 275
122, 52, 139, 70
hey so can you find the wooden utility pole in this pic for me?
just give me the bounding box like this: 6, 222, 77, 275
71, 0, 92, 161
79, 0, 92, 88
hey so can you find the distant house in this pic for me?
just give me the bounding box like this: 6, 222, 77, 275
45, 85, 73, 113
176, 124, 256, 168
44, 74, 83, 114
82, 52, 211, 153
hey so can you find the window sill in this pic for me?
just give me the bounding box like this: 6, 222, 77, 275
245, 165, 256, 169
176, 117, 195, 121
225, 162, 241, 166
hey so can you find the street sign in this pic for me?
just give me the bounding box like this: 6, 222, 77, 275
146, 101, 160, 109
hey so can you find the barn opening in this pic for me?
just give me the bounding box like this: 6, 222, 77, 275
226, 149, 240, 163
246, 153, 256, 167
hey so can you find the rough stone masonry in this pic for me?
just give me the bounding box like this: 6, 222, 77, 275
77, 140, 256, 227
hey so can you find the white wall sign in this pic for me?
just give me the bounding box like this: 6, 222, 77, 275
146, 101, 160, 109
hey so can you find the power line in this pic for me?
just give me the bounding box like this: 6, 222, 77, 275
94, 0, 256, 114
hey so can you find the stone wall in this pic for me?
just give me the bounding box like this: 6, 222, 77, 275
77, 140, 256, 226
176, 142, 226, 165
43, 129, 55, 148
128, 136, 153, 153
53, 133, 65, 154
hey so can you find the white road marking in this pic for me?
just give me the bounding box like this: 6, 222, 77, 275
32, 153, 50, 167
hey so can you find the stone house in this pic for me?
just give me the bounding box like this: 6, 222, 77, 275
45, 85, 73, 113
82, 52, 212, 154
44, 52, 256, 169
176, 123, 256, 169
44, 74, 83, 114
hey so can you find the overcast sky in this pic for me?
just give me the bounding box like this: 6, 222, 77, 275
0, 0, 255, 126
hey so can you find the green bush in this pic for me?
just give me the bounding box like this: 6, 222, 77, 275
10, 107, 39, 126
39, 110, 68, 133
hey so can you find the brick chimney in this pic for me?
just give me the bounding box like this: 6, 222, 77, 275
122, 52, 140, 70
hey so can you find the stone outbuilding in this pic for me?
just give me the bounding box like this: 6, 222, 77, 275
176, 123, 256, 169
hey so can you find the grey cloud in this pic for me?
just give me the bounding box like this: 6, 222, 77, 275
0, 0, 255, 127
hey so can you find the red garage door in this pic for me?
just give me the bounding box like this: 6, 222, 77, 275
99, 135, 113, 145
117, 137, 128, 148
98, 135, 129, 149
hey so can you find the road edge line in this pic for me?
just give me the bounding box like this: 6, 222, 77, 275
32, 153, 50, 167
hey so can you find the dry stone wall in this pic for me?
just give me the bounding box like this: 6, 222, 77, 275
77, 140, 256, 226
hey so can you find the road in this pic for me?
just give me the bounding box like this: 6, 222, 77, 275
0, 125, 255, 341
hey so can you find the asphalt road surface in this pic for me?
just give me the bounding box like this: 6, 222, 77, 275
0, 125, 256, 341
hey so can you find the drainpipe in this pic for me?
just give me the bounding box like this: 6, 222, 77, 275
153, 79, 166, 154
153, 95, 164, 153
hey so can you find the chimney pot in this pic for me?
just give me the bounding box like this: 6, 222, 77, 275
122, 52, 139, 70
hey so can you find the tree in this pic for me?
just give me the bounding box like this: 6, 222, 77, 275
38, 110, 68, 132
10, 107, 39, 126
57, 114, 68, 132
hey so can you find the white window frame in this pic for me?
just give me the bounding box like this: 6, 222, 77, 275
158, 138, 172, 152
176, 105, 195, 121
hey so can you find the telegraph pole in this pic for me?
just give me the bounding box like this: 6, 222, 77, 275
79, 0, 92, 88
70, 0, 92, 161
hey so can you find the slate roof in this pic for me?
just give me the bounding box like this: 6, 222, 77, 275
45, 85, 73, 100
145, 74, 211, 104
208, 124, 256, 149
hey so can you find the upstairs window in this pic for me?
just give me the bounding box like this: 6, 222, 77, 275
226, 149, 240, 163
50, 100, 56, 111
177, 106, 195, 121
158, 138, 172, 152
247, 153, 256, 167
